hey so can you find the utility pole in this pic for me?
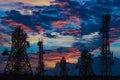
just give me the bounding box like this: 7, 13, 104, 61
36, 38, 45, 75
3, 27, 33, 75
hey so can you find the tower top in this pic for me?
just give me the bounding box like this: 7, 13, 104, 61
103, 13, 111, 22
38, 37, 43, 46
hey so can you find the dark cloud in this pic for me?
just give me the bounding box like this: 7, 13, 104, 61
0, 0, 120, 52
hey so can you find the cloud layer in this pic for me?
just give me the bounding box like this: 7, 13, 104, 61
0, 0, 120, 75
0, 0, 51, 6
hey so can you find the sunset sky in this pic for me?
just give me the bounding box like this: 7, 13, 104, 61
0, 0, 120, 75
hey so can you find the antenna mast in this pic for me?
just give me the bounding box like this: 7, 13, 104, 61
76, 50, 94, 76
99, 0, 114, 76
36, 37, 45, 75
60, 57, 68, 77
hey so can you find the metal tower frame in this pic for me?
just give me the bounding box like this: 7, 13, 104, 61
60, 57, 68, 77
3, 27, 33, 75
100, 12, 114, 76
36, 38, 45, 75
76, 50, 94, 76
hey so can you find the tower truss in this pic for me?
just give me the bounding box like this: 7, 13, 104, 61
36, 39, 45, 75
100, 13, 114, 76
3, 27, 33, 75
60, 57, 68, 77
76, 50, 94, 76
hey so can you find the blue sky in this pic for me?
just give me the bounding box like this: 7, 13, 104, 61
0, 0, 120, 58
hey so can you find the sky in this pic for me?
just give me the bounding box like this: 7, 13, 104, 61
0, 0, 120, 75
0, 0, 52, 6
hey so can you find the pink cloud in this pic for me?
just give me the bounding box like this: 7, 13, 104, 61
2, 19, 34, 32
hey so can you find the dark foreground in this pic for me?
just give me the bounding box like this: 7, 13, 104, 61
0, 74, 120, 80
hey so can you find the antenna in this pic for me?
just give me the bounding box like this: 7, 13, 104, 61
99, 0, 114, 76
36, 37, 45, 75
76, 49, 94, 76
60, 57, 68, 78
4, 27, 33, 75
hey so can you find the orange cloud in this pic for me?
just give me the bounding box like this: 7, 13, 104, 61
0, 32, 11, 47
28, 47, 80, 70
20, 0, 50, 6
51, 20, 81, 29
110, 27, 120, 42
57, 2, 68, 7
0, 0, 51, 6
51, 15, 81, 30
62, 28, 81, 36
70, 16, 80, 21
36, 26, 44, 33
110, 28, 120, 33
53, 0, 68, 7
51, 20, 80, 26
2, 19, 34, 32
1, 47, 81, 72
